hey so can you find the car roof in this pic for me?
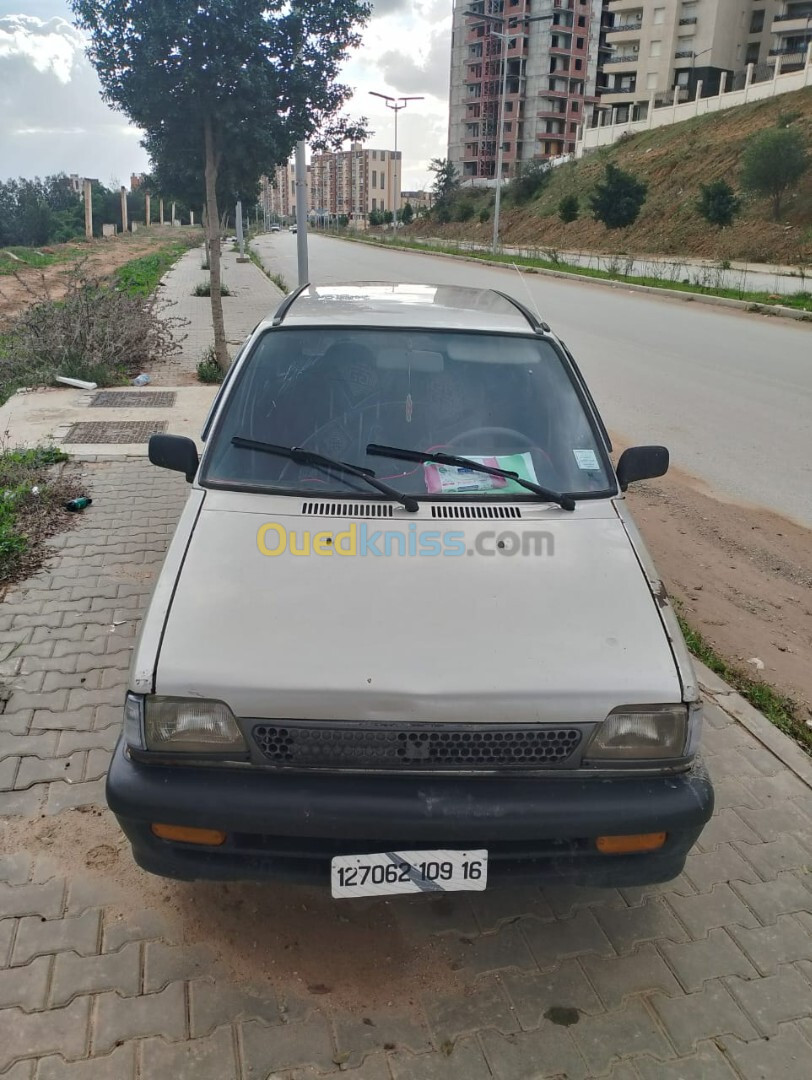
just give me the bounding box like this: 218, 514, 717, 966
267, 282, 546, 335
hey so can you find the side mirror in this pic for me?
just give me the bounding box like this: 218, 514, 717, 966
148, 434, 199, 483
616, 445, 669, 491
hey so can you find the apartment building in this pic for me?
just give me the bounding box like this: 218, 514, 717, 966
261, 162, 313, 222
596, 1, 805, 125
310, 144, 401, 222
448, 0, 604, 178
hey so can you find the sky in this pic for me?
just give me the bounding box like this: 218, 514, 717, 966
0, 1, 452, 192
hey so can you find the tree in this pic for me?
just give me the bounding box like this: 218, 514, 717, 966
429, 158, 460, 206
382, 210, 394, 225
338, 214, 349, 227
398, 202, 413, 225
558, 193, 579, 223
72, 1, 370, 370
368, 209, 382, 226
696, 180, 740, 228
453, 200, 475, 222
740, 128, 807, 221
590, 164, 647, 229
507, 161, 550, 205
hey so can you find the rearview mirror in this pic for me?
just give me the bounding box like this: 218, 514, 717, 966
616, 446, 669, 491
148, 434, 199, 483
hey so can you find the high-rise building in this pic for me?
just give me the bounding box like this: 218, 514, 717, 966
448, 0, 605, 179
310, 143, 401, 222
595, 1, 794, 125
261, 162, 313, 222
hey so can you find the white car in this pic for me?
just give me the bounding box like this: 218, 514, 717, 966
109, 283, 713, 894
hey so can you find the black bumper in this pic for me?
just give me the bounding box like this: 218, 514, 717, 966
107, 738, 714, 887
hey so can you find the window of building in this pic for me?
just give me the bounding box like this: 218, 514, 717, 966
576, 37, 584, 49
675, 70, 690, 87
577, 15, 585, 27
749, 11, 764, 34
569, 122, 577, 133
372, 198, 377, 211
380, 173, 385, 190
371, 171, 377, 188
371, 150, 376, 159
571, 100, 579, 112
575, 58, 582, 70
504, 121, 512, 132
646, 72, 658, 90
650, 40, 662, 57
505, 100, 513, 112
653, 8, 665, 25
745, 42, 760, 64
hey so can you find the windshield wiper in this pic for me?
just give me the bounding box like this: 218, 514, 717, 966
231, 436, 420, 512
366, 443, 575, 511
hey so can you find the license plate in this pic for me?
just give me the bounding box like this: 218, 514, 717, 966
331, 849, 488, 898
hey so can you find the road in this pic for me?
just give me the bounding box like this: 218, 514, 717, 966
253, 231, 812, 526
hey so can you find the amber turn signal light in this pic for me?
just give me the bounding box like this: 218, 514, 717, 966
596, 832, 667, 854
151, 823, 227, 846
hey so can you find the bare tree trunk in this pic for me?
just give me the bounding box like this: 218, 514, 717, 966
204, 115, 229, 372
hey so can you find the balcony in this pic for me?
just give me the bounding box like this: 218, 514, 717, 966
679, 17, 698, 25
538, 107, 568, 119
606, 20, 642, 37
604, 54, 639, 66
769, 45, 810, 55
674, 49, 694, 59
608, 0, 645, 11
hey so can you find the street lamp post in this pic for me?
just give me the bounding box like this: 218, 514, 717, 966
369, 91, 424, 227
463, 8, 553, 252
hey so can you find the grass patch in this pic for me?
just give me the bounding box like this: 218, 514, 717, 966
0, 444, 83, 586
114, 240, 196, 297
197, 347, 224, 384
0, 246, 79, 276
192, 280, 232, 297
351, 235, 812, 313
676, 612, 810, 753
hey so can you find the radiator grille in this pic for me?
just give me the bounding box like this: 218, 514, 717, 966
252, 722, 582, 771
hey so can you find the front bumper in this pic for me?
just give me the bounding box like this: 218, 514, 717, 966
107, 738, 714, 887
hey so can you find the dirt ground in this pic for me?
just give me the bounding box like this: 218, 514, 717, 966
0, 227, 197, 326
627, 464, 812, 721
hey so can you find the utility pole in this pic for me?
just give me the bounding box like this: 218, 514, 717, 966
463, 8, 553, 252
294, 139, 309, 286
369, 91, 424, 227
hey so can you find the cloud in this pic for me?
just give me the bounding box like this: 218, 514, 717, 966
369, 0, 412, 15
378, 26, 451, 99
0, 13, 147, 181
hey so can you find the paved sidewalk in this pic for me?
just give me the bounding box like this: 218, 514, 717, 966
0, 458, 811, 1079
154, 245, 283, 381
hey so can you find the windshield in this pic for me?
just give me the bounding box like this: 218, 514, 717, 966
202, 328, 614, 499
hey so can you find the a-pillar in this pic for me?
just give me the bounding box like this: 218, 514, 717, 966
83, 179, 93, 239
145, 192, 151, 226
120, 186, 128, 232
159, 198, 164, 225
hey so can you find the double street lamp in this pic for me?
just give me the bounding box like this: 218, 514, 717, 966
369, 91, 424, 226
463, 7, 554, 251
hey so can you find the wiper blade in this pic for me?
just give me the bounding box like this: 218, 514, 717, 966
367, 443, 575, 511
231, 437, 420, 512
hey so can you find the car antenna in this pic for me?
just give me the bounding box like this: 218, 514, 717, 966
512, 262, 543, 325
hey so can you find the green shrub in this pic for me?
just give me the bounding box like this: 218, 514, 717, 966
193, 280, 232, 297
558, 194, 579, 223
507, 162, 551, 204
479, 207, 490, 223
590, 164, 647, 229
454, 201, 475, 222
197, 347, 224, 383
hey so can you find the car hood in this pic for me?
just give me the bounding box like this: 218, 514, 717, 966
154, 495, 682, 723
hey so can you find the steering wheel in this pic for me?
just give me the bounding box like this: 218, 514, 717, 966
445, 427, 535, 451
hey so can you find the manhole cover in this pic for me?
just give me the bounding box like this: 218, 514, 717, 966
64, 421, 167, 444
90, 391, 177, 408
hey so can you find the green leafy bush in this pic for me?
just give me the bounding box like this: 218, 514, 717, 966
590, 164, 647, 229
696, 180, 741, 228
558, 194, 579, 223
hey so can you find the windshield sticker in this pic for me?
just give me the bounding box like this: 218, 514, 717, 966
424, 453, 538, 495
573, 448, 600, 471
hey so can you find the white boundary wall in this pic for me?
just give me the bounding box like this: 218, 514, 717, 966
577, 48, 812, 157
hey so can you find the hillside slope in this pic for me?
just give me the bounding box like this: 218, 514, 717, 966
412, 87, 812, 264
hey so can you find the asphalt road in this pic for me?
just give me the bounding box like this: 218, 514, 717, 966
254, 231, 812, 526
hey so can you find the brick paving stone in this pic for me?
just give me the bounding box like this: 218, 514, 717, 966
15, 753, 86, 790
651, 979, 758, 1052
65, 874, 124, 915
334, 1008, 432, 1069
0, 998, 91, 1071
684, 844, 762, 892
735, 836, 812, 879
540, 884, 625, 919
499, 959, 602, 1029
729, 915, 812, 974
13, 909, 101, 965
0, 756, 19, 790
35, 1044, 136, 1080
0, 956, 50, 1010
694, 808, 762, 851
44, 778, 106, 814
579, 943, 682, 1007
422, 978, 519, 1046
732, 873, 812, 924
0, 879, 65, 920
240, 1015, 336, 1077
667, 883, 760, 938
660, 927, 758, 990
0, 917, 14, 966
0, 785, 43, 816
389, 1039, 490, 1080
50, 942, 141, 1006
738, 803, 812, 844
480, 1024, 586, 1080
446, 922, 536, 975
570, 999, 672, 1073
3, 1063, 34, 1080
719, 1023, 812, 1080
141, 1027, 239, 1080
633, 1042, 740, 1080
594, 898, 689, 953
189, 977, 280, 1038
0, 853, 31, 886
468, 886, 553, 932
142, 941, 213, 992
727, 966, 812, 1035
521, 908, 615, 970
93, 983, 187, 1055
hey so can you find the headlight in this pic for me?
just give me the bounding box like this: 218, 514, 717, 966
585, 705, 688, 762
143, 696, 247, 754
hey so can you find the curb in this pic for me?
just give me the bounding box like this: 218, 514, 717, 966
695, 659, 812, 787
335, 236, 812, 324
